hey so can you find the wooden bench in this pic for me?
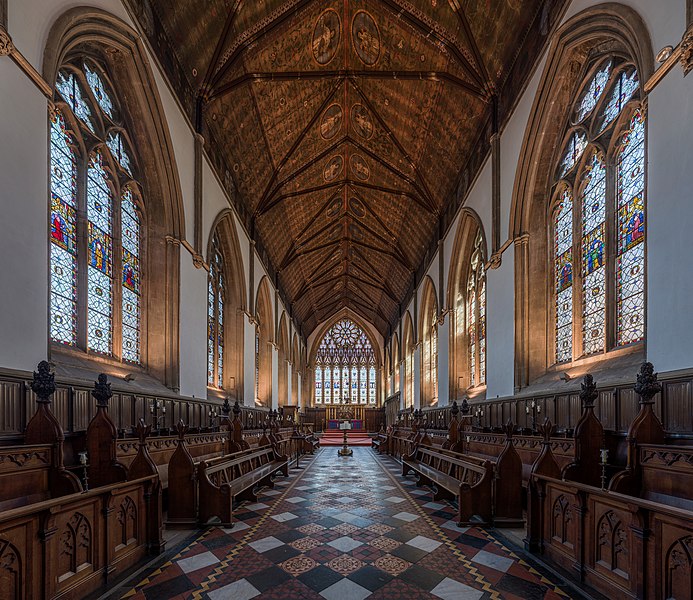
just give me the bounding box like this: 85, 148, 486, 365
403, 445, 493, 526
198, 446, 289, 527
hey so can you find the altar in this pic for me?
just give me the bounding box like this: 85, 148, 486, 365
328, 418, 363, 430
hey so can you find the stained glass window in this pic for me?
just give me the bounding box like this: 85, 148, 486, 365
575, 61, 611, 122
552, 56, 644, 363
313, 319, 377, 405
315, 367, 323, 403
616, 109, 646, 345
207, 235, 225, 388
55, 70, 95, 132
107, 132, 132, 175
600, 69, 639, 132
467, 231, 486, 387
554, 188, 573, 363
84, 62, 115, 119
558, 131, 587, 178
581, 151, 607, 355
49, 60, 143, 365
87, 151, 113, 355
121, 189, 141, 363
49, 110, 78, 345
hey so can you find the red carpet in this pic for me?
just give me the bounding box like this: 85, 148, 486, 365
318, 431, 374, 446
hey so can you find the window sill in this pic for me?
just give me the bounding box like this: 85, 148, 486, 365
522, 342, 645, 397
49, 343, 172, 396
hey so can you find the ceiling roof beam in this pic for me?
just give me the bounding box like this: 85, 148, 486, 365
209, 0, 314, 89
349, 78, 438, 208
199, 0, 244, 98
256, 79, 345, 214
350, 180, 436, 216
447, 0, 492, 89
379, 0, 487, 91
210, 70, 485, 100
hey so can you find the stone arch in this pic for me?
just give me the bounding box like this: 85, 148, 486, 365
277, 312, 289, 407
207, 210, 246, 399
42, 7, 186, 388
447, 209, 488, 399
419, 277, 439, 407
508, 3, 653, 389
402, 311, 415, 409
255, 277, 274, 408
291, 333, 300, 406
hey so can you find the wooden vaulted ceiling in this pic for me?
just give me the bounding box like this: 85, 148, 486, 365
128, 0, 566, 336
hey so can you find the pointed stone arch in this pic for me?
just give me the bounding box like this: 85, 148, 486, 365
419, 277, 438, 407
42, 7, 186, 388
508, 3, 653, 389
402, 311, 415, 409
277, 312, 289, 407
207, 210, 246, 399
255, 277, 274, 408
447, 209, 488, 400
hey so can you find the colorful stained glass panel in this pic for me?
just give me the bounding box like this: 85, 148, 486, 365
84, 63, 115, 119
55, 71, 95, 132
600, 69, 639, 131
576, 61, 611, 122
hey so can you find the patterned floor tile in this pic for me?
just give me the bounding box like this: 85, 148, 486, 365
122, 447, 573, 600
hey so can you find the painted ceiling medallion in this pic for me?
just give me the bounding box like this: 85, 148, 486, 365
324, 156, 343, 182
321, 104, 343, 140
352, 11, 381, 66
350, 154, 370, 181
312, 9, 341, 65
351, 104, 373, 139
349, 197, 366, 218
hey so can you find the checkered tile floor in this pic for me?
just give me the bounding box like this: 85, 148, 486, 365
122, 448, 571, 600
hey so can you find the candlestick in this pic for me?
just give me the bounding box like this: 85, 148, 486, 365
600, 448, 609, 490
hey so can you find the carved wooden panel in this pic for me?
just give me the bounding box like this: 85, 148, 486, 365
55, 509, 95, 592
0, 381, 23, 436
555, 395, 569, 428
592, 506, 631, 585
617, 388, 637, 432
52, 387, 71, 433
549, 491, 576, 554
663, 381, 692, 434
73, 389, 93, 431
597, 390, 616, 430
568, 393, 580, 428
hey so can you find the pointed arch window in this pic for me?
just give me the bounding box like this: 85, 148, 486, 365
313, 319, 378, 405
467, 232, 486, 387
50, 60, 143, 364
207, 234, 225, 388
551, 58, 645, 363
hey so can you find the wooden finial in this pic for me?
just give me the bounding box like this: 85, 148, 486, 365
31, 360, 55, 403
635, 362, 661, 405
136, 418, 152, 444
91, 373, 112, 407
579, 374, 598, 408
175, 419, 188, 440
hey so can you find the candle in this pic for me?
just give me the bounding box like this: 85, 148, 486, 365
600, 449, 608, 464
79, 451, 88, 465
162, 407, 166, 414
537, 405, 541, 414
466, 435, 470, 443
526, 406, 529, 414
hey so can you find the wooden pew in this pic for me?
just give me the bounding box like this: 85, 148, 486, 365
198, 446, 289, 527
371, 424, 386, 453
0, 362, 82, 514
402, 445, 493, 526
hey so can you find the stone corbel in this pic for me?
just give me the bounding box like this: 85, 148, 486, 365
437, 308, 451, 326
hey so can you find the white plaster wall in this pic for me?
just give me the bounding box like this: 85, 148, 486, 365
0, 59, 48, 371
562, 0, 684, 54
500, 55, 545, 241
177, 257, 208, 399
646, 67, 693, 372
485, 247, 515, 399
9, 0, 132, 72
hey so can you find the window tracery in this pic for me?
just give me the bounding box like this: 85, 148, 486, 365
551, 58, 645, 364
467, 232, 486, 386
313, 319, 377, 404
50, 60, 143, 364
207, 234, 225, 388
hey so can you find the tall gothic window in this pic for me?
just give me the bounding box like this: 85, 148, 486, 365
551, 57, 645, 363
207, 234, 225, 388
467, 232, 486, 386
313, 319, 377, 405
50, 60, 142, 363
